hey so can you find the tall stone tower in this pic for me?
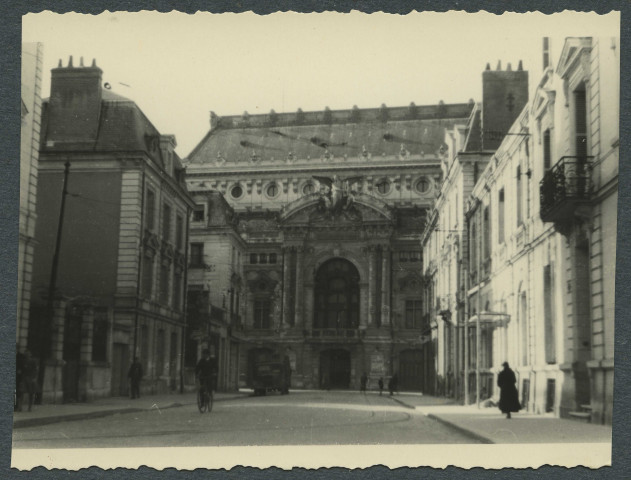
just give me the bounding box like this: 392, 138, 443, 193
481, 60, 529, 150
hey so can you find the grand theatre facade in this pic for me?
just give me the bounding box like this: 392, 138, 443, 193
185, 103, 475, 392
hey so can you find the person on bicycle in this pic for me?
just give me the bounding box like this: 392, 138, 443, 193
195, 348, 216, 395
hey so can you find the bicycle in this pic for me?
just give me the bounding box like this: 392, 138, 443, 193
197, 380, 214, 413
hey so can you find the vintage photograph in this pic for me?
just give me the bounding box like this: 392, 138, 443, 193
13, 10, 619, 470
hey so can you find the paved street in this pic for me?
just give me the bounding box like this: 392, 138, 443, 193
12, 391, 479, 448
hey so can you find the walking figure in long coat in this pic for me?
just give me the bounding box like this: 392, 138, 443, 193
497, 362, 521, 419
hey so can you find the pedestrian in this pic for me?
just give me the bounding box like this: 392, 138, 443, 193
21, 350, 39, 412
195, 348, 217, 395
378, 377, 384, 396
497, 361, 521, 419
128, 357, 143, 399
388, 372, 399, 396
360, 372, 367, 393
15, 347, 26, 412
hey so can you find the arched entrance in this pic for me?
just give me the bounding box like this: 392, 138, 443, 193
314, 258, 360, 331
399, 349, 424, 392
320, 349, 351, 389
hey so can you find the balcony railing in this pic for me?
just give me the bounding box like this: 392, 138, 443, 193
540, 156, 592, 223
310, 328, 359, 339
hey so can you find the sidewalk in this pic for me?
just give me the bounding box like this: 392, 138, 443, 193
393, 393, 613, 444
13, 391, 249, 429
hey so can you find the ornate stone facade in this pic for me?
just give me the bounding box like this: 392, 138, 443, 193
184, 103, 474, 391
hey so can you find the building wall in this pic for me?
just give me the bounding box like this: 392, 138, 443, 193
30, 60, 193, 402
18, 42, 43, 349
460, 37, 618, 424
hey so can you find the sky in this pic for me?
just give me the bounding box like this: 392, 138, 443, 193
23, 10, 619, 158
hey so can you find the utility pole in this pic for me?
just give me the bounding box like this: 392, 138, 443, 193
39, 160, 71, 400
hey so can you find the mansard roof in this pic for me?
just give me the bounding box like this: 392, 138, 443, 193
40, 87, 185, 176
188, 102, 475, 165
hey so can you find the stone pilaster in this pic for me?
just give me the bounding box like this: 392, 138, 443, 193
282, 247, 291, 327
381, 246, 390, 326
294, 246, 304, 328
79, 306, 94, 401
368, 246, 377, 326
43, 299, 66, 403
80, 306, 94, 362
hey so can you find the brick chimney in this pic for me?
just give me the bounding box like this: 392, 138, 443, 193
481, 60, 528, 150
47, 56, 103, 144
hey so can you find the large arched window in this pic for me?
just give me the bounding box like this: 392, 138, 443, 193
314, 259, 360, 330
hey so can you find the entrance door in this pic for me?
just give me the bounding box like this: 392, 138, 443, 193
399, 349, 423, 391
320, 349, 350, 389
111, 343, 129, 397
62, 310, 82, 402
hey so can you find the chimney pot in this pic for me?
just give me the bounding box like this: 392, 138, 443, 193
92, 58, 96, 67
496, 60, 501, 71
68, 55, 73, 68
58, 59, 62, 67
80, 56, 84, 67
485, 63, 491, 71
518, 60, 523, 71
506, 62, 512, 71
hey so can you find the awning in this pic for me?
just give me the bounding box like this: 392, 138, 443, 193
467, 311, 511, 328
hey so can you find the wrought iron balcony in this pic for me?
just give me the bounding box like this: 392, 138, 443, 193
540, 156, 593, 223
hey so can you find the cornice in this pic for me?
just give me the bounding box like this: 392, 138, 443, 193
184, 158, 442, 178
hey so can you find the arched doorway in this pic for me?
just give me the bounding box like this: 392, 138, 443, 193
314, 258, 360, 331
399, 349, 424, 392
320, 349, 351, 389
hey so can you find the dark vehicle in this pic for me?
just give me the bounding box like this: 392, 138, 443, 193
250, 352, 291, 396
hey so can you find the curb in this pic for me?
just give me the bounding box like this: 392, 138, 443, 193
13, 394, 248, 429
389, 397, 416, 410
425, 413, 494, 444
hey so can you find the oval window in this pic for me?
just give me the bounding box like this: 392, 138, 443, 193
231, 185, 243, 198
267, 183, 279, 197
376, 179, 390, 195
415, 177, 430, 194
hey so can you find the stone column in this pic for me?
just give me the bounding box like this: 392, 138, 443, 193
381, 246, 390, 326
294, 246, 304, 328
282, 247, 291, 328
368, 246, 377, 326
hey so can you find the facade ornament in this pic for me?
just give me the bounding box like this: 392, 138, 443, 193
312, 174, 363, 213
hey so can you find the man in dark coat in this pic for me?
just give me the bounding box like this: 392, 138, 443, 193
21, 350, 39, 411
360, 372, 367, 393
497, 362, 521, 418
15, 347, 25, 411
128, 357, 143, 399
388, 373, 399, 396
